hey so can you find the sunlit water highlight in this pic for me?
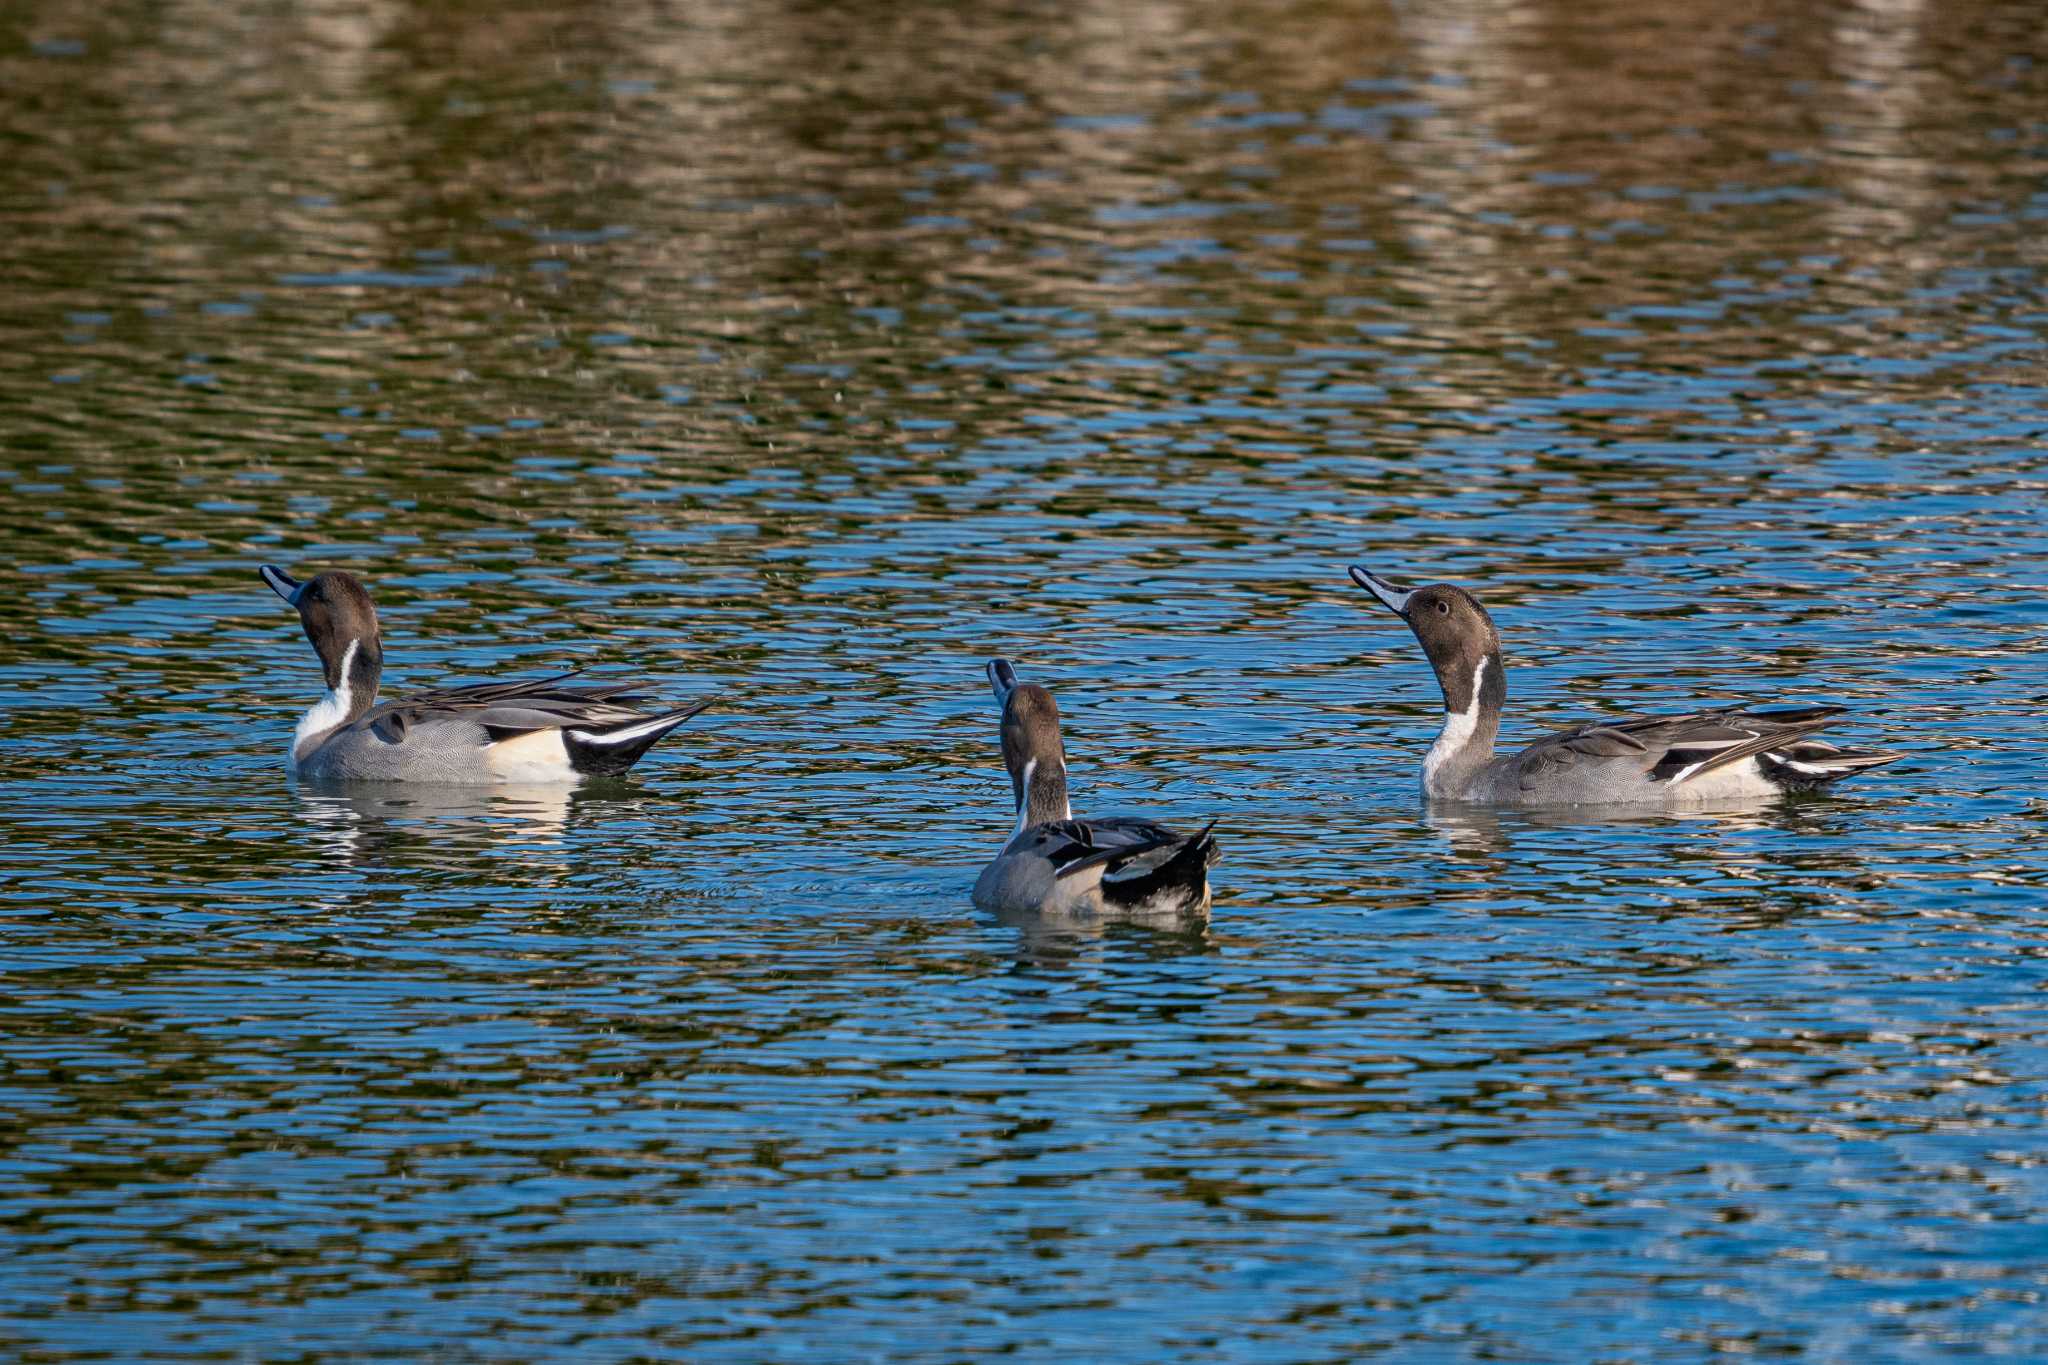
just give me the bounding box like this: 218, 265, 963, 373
2, 0, 2047, 1358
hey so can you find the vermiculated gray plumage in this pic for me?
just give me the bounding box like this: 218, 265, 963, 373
1350, 566, 1903, 806
262, 566, 712, 783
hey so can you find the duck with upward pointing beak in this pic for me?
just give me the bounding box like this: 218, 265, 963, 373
972, 659, 1218, 916
260, 565, 713, 783
1348, 566, 1903, 805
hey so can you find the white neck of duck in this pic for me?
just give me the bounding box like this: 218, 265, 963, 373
1011, 757, 1073, 838
1422, 655, 1502, 800
289, 637, 377, 771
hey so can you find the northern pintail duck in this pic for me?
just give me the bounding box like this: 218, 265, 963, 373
972, 659, 1218, 916
1349, 566, 1903, 805
261, 565, 712, 782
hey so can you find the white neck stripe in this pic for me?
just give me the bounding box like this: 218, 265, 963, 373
291, 638, 359, 769
1423, 654, 1489, 795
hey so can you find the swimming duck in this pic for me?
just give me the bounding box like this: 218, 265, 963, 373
972, 658, 1218, 916
1349, 565, 1903, 805
260, 564, 712, 782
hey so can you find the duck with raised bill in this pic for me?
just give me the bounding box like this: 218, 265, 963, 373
1348, 565, 1903, 806
260, 564, 713, 783
972, 657, 1219, 916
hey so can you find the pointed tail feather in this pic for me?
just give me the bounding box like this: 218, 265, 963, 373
1736, 705, 1847, 724
1758, 744, 1905, 791
1662, 717, 1842, 787
562, 697, 716, 777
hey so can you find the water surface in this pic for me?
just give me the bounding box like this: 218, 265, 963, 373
3, 0, 2047, 1358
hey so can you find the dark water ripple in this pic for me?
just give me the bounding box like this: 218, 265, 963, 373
3, 0, 2048, 1358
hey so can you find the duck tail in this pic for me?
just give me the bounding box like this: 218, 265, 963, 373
562, 697, 715, 777
1096, 822, 1219, 916
1758, 741, 1905, 793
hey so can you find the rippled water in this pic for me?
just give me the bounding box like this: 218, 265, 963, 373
4, 0, 2047, 1358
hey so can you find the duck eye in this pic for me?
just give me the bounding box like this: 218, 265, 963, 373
1435, 600, 1450, 615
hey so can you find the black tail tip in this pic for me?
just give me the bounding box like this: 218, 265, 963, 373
562, 700, 713, 777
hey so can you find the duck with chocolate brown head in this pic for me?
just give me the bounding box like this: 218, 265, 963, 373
972, 658, 1217, 919
993, 665, 1073, 834
260, 567, 385, 766
259, 564, 714, 783
1347, 564, 1902, 805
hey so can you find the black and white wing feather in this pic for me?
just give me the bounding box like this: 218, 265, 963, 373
354, 672, 714, 775
1511, 703, 1900, 794
1033, 816, 1218, 914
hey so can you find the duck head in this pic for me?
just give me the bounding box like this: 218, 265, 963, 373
1349, 566, 1506, 722
261, 565, 385, 720
986, 657, 1073, 830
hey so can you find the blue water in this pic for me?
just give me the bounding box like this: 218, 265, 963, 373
3, 1, 2047, 1358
